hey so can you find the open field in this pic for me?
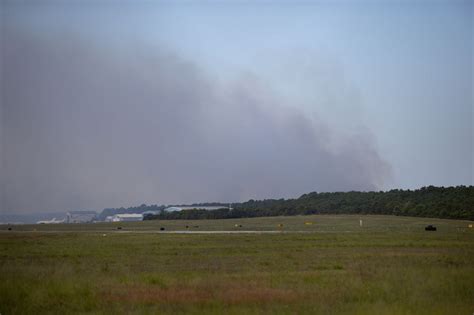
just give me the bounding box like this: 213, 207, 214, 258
1, 215, 473, 314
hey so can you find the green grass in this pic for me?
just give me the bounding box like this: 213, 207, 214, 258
1, 215, 473, 314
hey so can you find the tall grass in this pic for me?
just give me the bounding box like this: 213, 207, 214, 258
1, 215, 473, 314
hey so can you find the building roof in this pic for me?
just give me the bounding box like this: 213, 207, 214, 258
114, 213, 143, 218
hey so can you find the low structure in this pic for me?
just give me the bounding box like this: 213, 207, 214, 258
164, 206, 228, 212
105, 213, 143, 222
163, 207, 184, 212
37, 218, 64, 224
142, 210, 162, 216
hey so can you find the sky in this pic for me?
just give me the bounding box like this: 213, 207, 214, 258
1, 0, 472, 213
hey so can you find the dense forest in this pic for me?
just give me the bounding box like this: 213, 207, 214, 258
140, 186, 474, 221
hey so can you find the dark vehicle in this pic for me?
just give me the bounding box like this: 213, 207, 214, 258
160, 227, 165, 231
425, 225, 437, 231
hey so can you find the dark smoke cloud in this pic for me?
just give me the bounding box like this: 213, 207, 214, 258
1, 27, 392, 213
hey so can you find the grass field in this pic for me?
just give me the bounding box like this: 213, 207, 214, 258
1, 215, 473, 314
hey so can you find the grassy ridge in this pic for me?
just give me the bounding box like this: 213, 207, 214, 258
1, 215, 473, 314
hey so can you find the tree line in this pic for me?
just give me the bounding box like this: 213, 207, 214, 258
142, 186, 474, 221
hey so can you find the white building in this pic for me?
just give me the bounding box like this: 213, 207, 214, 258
163, 206, 228, 212
105, 213, 143, 222
163, 207, 182, 212
37, 218, 64, 224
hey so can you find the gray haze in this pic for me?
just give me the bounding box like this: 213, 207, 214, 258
1, 25, 391, 213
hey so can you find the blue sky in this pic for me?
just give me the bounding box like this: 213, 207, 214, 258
1, 1, 473, 211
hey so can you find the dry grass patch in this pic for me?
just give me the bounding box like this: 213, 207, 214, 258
100, 283, 301, 305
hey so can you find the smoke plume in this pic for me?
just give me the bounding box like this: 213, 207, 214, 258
1, 26, 392, 213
